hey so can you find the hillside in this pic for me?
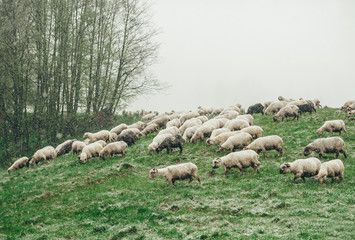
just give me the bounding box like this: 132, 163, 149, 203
1, 108, 354, 239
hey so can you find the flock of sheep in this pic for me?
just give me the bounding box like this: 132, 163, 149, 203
7, 97, 353, 188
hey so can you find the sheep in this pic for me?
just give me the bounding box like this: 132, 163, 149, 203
179, 112, 200, 124
220, 132, 253, 152
117, 130, 136, 146
78, 142, 104, 163
158, 126, 180, 136
298, 103, 316, 115
109, 132, 118, 142
72, 140, 88, 154
303, 137, 347, 159
190, 123, 218, 143
224, 119, 249, 131
55, 139, 76, 156
206, 131, 241, 147
142, 123, 159, 136
156, 135, 186, 154
312, 99, 322, 108
236, 114, 254, 126
340, 100, 355, 111
8, 157, 29, 173
278, 96, 295, 102
210, 128, 231, 138
196, 115, 209, 123
316, 120, 347, 136
182, 126, 199, 142
212, 150, 260, 177
263, 101, 273, 110
99, 141, 128, 160
217, 110, 239, 119
348, 108, 355, 118
166, 118, 181, 129
149, 162, 201, 186
179, 118, 202, 135
110, 124, 128, 135
120, 128, 142, 140
197, 106, 214, 115
316, 159, 344, 183
273, 105, 299, 122
279, 157, 321, 182
149, 115, 170, 128
211, 108, 223, 115
265, 101, 287, 115
142, 112, 157, 121
244, 135, 284, 158
148, 133, 172, 154
128, 121, 146, 131
240, 126, 263, 139
29, 146, 57, 167
247, 103, 264, 115
83, 130, 111, 143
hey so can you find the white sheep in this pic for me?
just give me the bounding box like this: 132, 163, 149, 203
182, 126, 199, 141
149, 162, 201, 186
244, 135, 284, 158
99, 141, 128, 160
236, 114, 254, 126
55, 139, 76, 156
340, 100, 355, 111
223, 119, 250, 131
273, 105, 299, 122
196, 115, 209, 123
316, 120, 347, 136
142, 123, 159, 136
220, 132, 253, 152
166, 118, 181, 128
212, 150, 260, 177
142, 112, 157, 121
265, 101, 287, 115
128, 121, 146, 131
158, 126, 180, 136
149, 115, 170, 128
279, 157, 321, 182
83, 130, 111, 143
316, 159, 344, 183
348, 108, 355, 118
303, 137, 347, 159
29, 146, 57, 167
8, 157, 29, 173
210, 128, 231, 138
217, 110, 239, 120
179, 118, 203, 135
206, 131, 241, 147
241, 126, 263, 139
79, 142, 104, 163
263, 101, 273, 110
190, 123, 218, 143
72, 140, 88, 154
179, 112, 200, 124
148, 133, 172, 154
110, 124, 128, 135
278, 96, 295, 102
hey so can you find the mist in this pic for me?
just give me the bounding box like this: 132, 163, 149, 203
128, 0, 355, 113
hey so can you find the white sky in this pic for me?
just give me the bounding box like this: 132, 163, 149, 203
128, 0, 355, 113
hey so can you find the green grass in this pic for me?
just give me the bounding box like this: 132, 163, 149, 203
0, 108, 354, 239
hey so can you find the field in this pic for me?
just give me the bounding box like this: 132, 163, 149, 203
0, 108, 354, 239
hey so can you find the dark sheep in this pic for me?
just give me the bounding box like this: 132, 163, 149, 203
298, 103, 316, 115
156, 135, 186, 154
247, 103, 264, 115
117, 130, 136, 146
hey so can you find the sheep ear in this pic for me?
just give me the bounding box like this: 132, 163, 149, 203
152, 168, 158, 173
285, 163, 291, 168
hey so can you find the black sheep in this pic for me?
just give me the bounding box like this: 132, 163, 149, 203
117, 131, 136, 146
156, 135, 185, 154
298, 104, 316, 115
247, 103, 264, 115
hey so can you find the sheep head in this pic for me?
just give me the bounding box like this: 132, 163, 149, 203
303, 146, 312, 156
212, 158, 223, 168
149, 168, 159, 179
279, 163, 291, 174
316, 129, 323, 136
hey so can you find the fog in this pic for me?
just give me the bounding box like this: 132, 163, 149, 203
128, 0, 355, 113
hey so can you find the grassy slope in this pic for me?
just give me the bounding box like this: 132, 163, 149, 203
0, 108, 354, 240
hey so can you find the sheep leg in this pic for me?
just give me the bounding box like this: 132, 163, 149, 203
293, 174, 302, 182
339, 173, 344, 182
179, 145, 183, 154
301, 176, 306, 183
187, 177, 193, 184
172, 179, 176, 186
262, 148, 267, 158
224, 167, 231, 176
278, 148, 283, 157
340, 149, 347, 159
335, 151, 339, 158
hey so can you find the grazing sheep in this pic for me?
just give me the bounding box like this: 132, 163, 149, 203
55, 139, 76, 156
340, 100, 355, 111
263, 101, 273, 110
78, 142, 104, 163
312, 99, 322, 108
217, 110, 239, 119
182, 126, 199, 141
142, 112, 158, 121
190, 123, 218, 143
121, 128, 142, 140
220, 132, 253, 152
83, 130, 111, 142
99, 141, 128, 160
316, 159, 344, 183
316, 120, 347, 136
156, 135, 186, 154
298, 104, 316, 115
278, 96, 295, 102
236, 114, 254, 126
279, 158, 321, 182
149, 162, 201, 186
179, 112, 200, 124
149, 115, 170, 128
158, 126, 180, 136
29, 146, 57, 167
210, 128, 231, 138
110, 124, 128, 135
148, 133, 172, 154
212, 150, 260, 177
109, 132, 118, 142
128, 121, 146, 131
265, 101, 287, 115
166, 118, 181, 129
247, 103, 264, 115
179, 118, 203, 135
244, 135, 284, 158
72, 140, 88, 154
224, 119, 250, 131
196, 115, 209, 123
142, 123, 159, 136
303, 137, 347, 159
206, 131, 241, 147
273, 105, 299, 122
241, 126, 263, 139
8, 157, 29, 173
348, 108, 355, 118
117, 130, 136, 146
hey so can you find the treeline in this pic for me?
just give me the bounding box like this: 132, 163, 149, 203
0, 0, 160, 161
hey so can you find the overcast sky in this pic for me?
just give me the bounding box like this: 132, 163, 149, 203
128, 0, 355, 113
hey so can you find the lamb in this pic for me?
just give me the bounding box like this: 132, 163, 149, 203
279, 157, 321, 182
156, 135, 186, 154
99, 141, 128, 160
166, 118, 181, 128
212, 150, 260, 177
206, 131, 241, 147
220, 132, 253, 152
264, 101, 287, 115
78, 142, 104, 163
117, 130, 136, 146
142, 123, 159, 136
182, 126, 199, 142
247, 103, 264, 115
29, 146, 57, 167
303, 137, 347, 159
244, 135, 284, 158
179, 112, 200, 124
236, 114, 254, 126
179, 118, 202, 135
128, 121, 146, 131
120, 128, 142, 140
224, 119, 249, 131
316, 120, 347, 136
149, 162, 201, 186
8, 157, 29, 173
273, 105, 299, 122
210, 128, 231, 138
240, 126, 263, 139
72, 140, 88, 154
110, 123, 128, 135
55, 139, 76, 156
190, 123, 218, 143
83, 130, 110, 142
148, 133, 172, 154
316, 159, 344, 183
158, 126, 180, 136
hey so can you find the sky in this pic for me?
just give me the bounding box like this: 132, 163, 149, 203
128, 0, 355, 113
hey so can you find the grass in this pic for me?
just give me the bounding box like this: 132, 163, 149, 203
0, 108, 354, 239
